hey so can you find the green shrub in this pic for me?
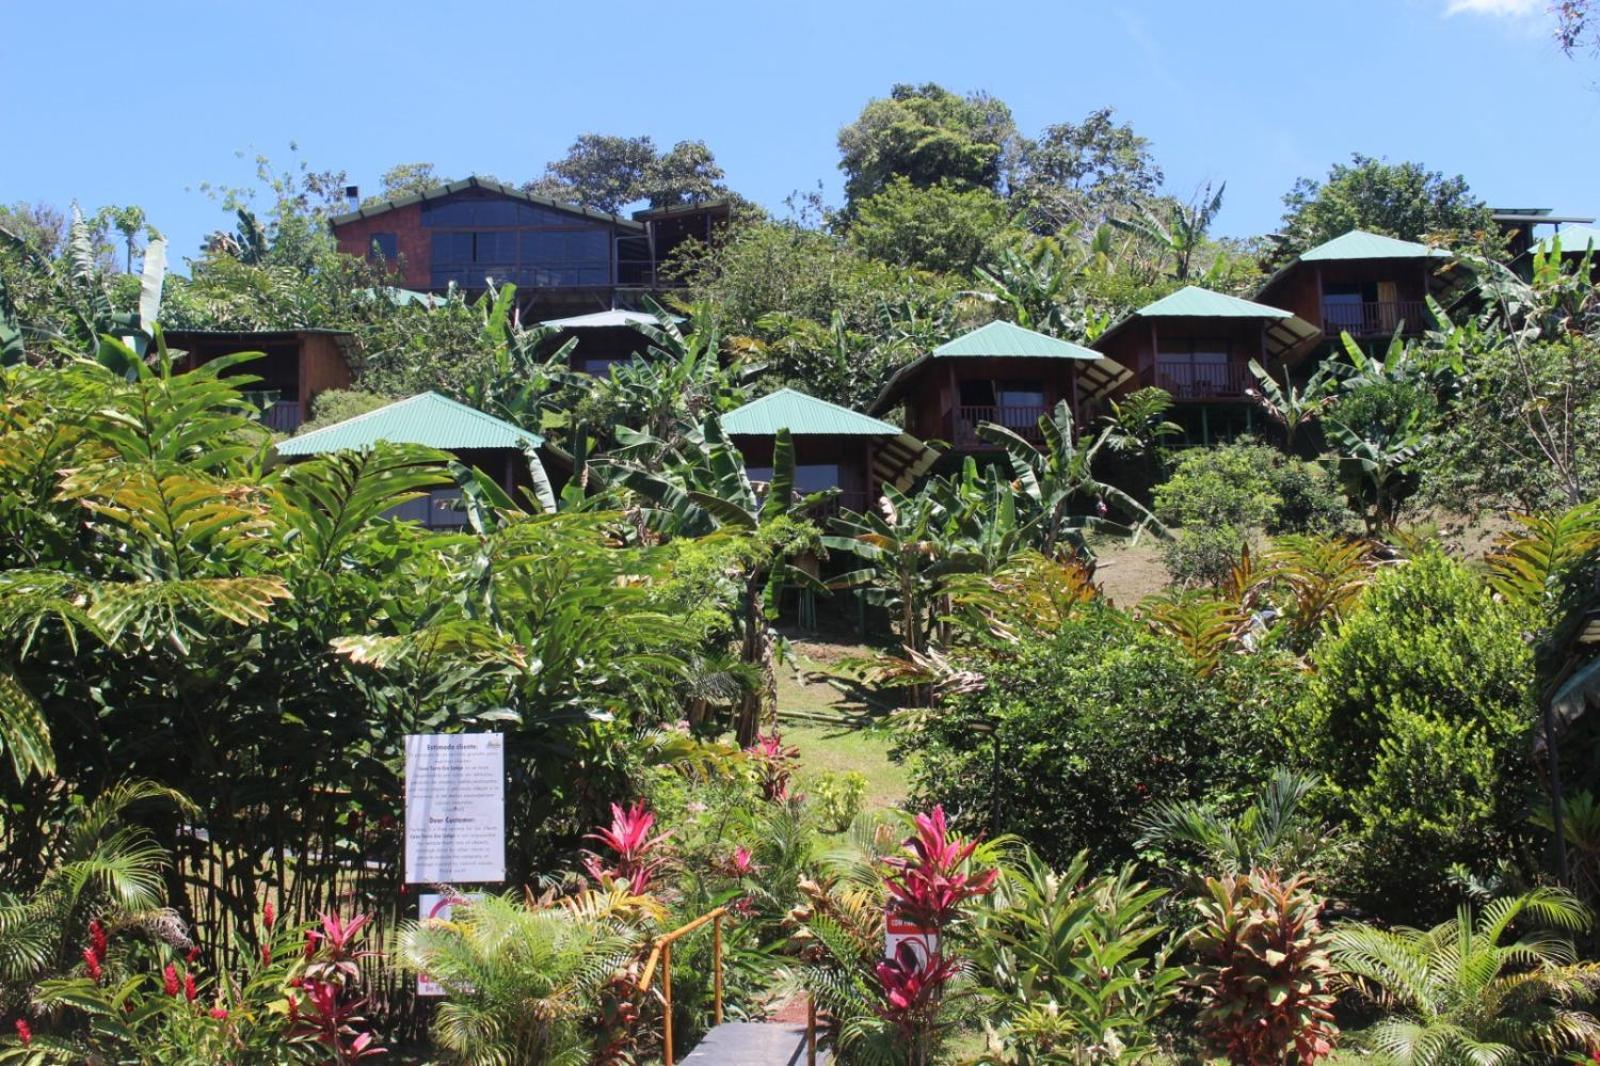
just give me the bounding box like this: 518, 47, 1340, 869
904, 607, 1299, 868
1162, 525, 1254, 588
1294, 549, 1536, 919
809, 769, 867, 832
1267, 458, 1351, 535
1154, 441, 1352, 538
295, 387, 394, 434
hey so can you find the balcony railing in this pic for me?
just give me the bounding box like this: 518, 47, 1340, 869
244, 391, 302, 433
1148, 361, 1249, 400
1321, 300, 1429, 338
954, 404, 1048, 446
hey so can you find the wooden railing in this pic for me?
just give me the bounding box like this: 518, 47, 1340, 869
638, 907, 726, 1066
244, 391, 302, 433
1147, 360, 1248, 400
1321, 299, 1429, 338
955, 404, 1048, 446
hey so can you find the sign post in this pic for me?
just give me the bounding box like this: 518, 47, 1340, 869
403, 733, 506, 886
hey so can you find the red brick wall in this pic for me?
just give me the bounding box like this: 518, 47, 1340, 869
333, 204, 430, 289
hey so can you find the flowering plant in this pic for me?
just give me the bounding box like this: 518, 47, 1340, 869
581, 800, 672, 895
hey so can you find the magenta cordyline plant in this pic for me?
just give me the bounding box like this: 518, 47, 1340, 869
581, 800, 672, 894
289, 910, 387, 1063
746, 732, 800, 802
876, 806, 998, 1066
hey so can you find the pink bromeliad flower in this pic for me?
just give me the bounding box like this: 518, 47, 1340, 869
729, 846, 754, 876
581, 800, 671, 894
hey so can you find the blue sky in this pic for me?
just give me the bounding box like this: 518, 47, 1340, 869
2, 0, 1596, 266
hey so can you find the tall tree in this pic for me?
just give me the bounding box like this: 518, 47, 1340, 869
1275, 154, 1492, 261
846, 177, 1012, 274
837, 83, 1018, 208
376, 162, 448, 200
637, 140, 727, 209
528, 134, 658, 214
1013, 108, 1165, 232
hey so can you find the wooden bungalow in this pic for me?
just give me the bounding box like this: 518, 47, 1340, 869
1255, 230, 1452, 349
1091, 286, 1319, 444
540, 309, 664, 375
723, 388, 939, 516
275, 392, 543, 529
867, 320, 1128, 454
166, 328, 354, 433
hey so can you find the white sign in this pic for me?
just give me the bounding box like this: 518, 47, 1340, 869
885, 914, 939, 965
404, 734, 505, 884
416, 892, 478, 997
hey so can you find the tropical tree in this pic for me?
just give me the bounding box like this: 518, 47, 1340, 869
1331, 888, 1600, 1066
972, 237, 1090, 338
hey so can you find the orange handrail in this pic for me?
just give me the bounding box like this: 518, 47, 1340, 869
637, 906, 728, 1066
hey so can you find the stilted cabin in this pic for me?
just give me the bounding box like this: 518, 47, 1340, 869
1254, 231, 1452, 349
1091, 286, 1319, 444
166, 328, 354, 434
275, 392, 543, 529
1494, 207, 1596, 273
1533, 223, 1600, 282
330, 177, 725, 318
722, 389, 940, 518
540, 309, 664, 375
868, 320, 1128, 454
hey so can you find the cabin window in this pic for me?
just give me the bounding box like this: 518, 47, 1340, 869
368, 233, 398, 260
1323, 283, 1371, 332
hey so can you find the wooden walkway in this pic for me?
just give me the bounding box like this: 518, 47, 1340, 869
679, 1021, 829, 1065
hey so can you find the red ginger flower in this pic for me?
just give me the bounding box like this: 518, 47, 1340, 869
882, 805, 999, 930
209, 1006, 228, 1020
82, 948, 104, 983
184, 972, 198, 1003
162, 964, 179, 998
263, 899, 276, 930
89, 919, 108, 960
14, 1020, 31, 1046
186, 946, 199, 963
261, 944, 272, 967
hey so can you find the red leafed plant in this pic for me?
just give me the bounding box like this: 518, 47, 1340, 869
290, 910, 387, 1064
883, 806, 1000, 930
1189, 870, 1338, 1066
874, 943, 960, 1039
581, 800, 671, 895
746, 732, 800, 802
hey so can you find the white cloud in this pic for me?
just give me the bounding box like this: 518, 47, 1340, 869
1443, 0, 1540, 16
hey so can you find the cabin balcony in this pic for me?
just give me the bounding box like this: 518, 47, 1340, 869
1144, 360, 1250, 401
1320, 299, 1430, 338
806, 490, 873, 521
952, 405, 1049, 447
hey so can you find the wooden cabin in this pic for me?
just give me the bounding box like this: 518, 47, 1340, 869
1091, 286, 1319, 444
540, 309, 662, 376
1494, 208, 1596, 272
1533, 223, 1600, 282
723, 389, 939, 517
166, 328, 354, 433
330, 177, 646, 319
275, 392, 543, 529
868, 321, 1127, 454
1255, 231, 1452, 347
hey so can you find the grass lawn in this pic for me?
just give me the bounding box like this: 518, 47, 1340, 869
773, 630, 911, 811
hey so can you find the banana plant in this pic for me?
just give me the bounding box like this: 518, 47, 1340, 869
1108, 181, 1225, 280
1245, 358, 1339, 453
609, 415, 825, 743
977, 400, 1167, 557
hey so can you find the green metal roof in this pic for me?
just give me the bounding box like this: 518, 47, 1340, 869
931, 320, 1103, 360
275, 392, 542, 456
1136, 285, 1295, 319
329, 176, 644, 232
723, 389, 902, 436
1298, 230, 1451, 262
1535, 224, 1600, 255
541, 309, 674, 329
